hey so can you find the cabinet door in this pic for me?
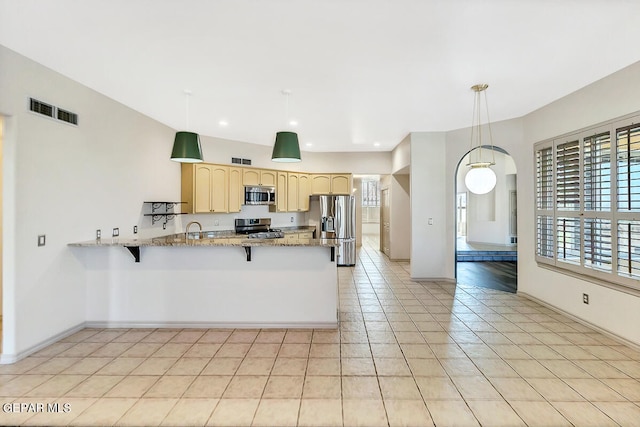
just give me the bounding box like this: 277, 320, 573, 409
194, 164, 213, 213
228, 167, 243, 213
298, 173, 310, 211
276, 172, 288, 212
310, 174, 331, 194
211, 165, 229, 213
261, 170, 277, 187
331, 174, 351, 194
243, 169, 260, 186
287, 173, 299, 212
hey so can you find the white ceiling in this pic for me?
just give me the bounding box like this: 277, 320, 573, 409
2, 0, 640, 153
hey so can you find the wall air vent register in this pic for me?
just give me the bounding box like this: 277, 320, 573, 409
29, 97, 78, 126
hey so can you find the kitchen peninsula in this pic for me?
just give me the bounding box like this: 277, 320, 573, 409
69, 227, 339, 329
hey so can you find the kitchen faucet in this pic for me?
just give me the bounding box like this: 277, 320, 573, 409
185, 221, 202, 239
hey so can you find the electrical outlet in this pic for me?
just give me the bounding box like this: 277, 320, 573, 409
133, 225, 138, 234
38, 235, 46, 247
112, 228, 119, 237
290, 216, 294, 223
96, 229, 101, 240
214, 220, 219, 226
583, 293, 589, 304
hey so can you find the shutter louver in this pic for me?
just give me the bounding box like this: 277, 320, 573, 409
557, 217, 580, 264
536, 147, 553, 210
537, 215, 554, 259
616, 125, 640, 211
584, 132, 611, 211
584, 218, 612, 272
617, 220, 640, 279
556, 140, 580, 211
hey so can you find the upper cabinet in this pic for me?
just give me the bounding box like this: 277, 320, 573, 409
274, 171, 288, 212
182, 164, 229, 213
310, 174, 352, 195
228, 167, 243, 213
287, 173, 311, 212
243, 168, 277, 187
182, 163, 351, 214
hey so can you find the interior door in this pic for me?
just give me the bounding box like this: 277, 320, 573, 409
381, 188, 390, 256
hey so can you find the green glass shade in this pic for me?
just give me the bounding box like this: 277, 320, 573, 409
271, 131, 301, 162
171, 131, 203, 163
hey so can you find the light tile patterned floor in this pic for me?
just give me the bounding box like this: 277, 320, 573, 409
1, 238, 640, 426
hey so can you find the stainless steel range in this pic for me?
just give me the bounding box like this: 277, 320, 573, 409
235, 218, 284, 239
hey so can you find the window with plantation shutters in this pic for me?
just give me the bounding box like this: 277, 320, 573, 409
617, 220, 640, 279
584, 132, 611, 211
534, 113, 640, 291
536, 147, 553, 210
584, 218, 612, 272
556, 140, 580, 211
536, 215, 554, 259
557, 217, 580, 265
617, 124, 640, 211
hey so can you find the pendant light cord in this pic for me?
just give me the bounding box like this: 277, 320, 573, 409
184, 89, 192, 131
468, 85, 496, 165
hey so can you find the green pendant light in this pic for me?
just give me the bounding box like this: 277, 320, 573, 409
171, 90, 204, 163
272, 131, 301, 162
171, 131, 203, 163
272, 90, 301, 162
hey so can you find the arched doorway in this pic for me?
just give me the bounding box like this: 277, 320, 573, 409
455, 145, 518, 293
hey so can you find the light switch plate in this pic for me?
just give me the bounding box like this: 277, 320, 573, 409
96, 229, 101, 240
112, 228, 119, 237
133, 225, 138, 234
38, 235, 46, 247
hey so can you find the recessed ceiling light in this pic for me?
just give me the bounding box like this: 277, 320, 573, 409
305, 142, 313, 147
289, 120, 298, 127
373, 142, 381, 147
219, 120, 228, 127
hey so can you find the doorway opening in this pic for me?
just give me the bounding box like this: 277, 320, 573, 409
455, 146, 517, 293
357, 175, 381, 249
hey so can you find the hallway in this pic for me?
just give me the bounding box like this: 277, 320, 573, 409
0, 239, 638, 425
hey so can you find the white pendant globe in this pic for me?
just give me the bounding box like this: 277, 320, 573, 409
465, 166, 497, 195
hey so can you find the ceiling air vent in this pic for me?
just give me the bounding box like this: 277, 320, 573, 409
57, 108, 78, 125
29, 98, 54, 118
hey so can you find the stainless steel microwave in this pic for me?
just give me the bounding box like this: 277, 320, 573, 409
244, 186, 275, 205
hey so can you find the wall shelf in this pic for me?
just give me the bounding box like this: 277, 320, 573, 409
143, 201, 187, 228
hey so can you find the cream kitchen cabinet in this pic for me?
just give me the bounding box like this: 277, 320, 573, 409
228, 166, 243, 213
243, 168, 277, 187
181, 163, 229, 213
272, 171, 288, 212
287, 173, 310, 212
310, 173, 352, 195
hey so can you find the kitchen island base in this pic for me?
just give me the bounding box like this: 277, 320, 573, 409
79, 244, 338, 328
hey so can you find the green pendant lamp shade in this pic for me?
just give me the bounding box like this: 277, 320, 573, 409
271, 131, 301, 162
171, 131, 203, 163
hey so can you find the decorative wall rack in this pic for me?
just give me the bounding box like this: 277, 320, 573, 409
143, 201, 187, 229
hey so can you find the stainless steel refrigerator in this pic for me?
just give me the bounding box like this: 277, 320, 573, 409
319, 195, 356, 266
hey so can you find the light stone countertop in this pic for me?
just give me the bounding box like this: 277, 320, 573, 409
67, 226, 336, 248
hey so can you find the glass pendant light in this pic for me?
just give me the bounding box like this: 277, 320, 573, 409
465, 84, 496, 195
171, 90, 203, 163
272, 90, 301, 162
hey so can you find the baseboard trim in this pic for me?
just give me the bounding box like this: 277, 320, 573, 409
85, 321, 338, 329
0, 322, 86, 365
519, 291, 640, 351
